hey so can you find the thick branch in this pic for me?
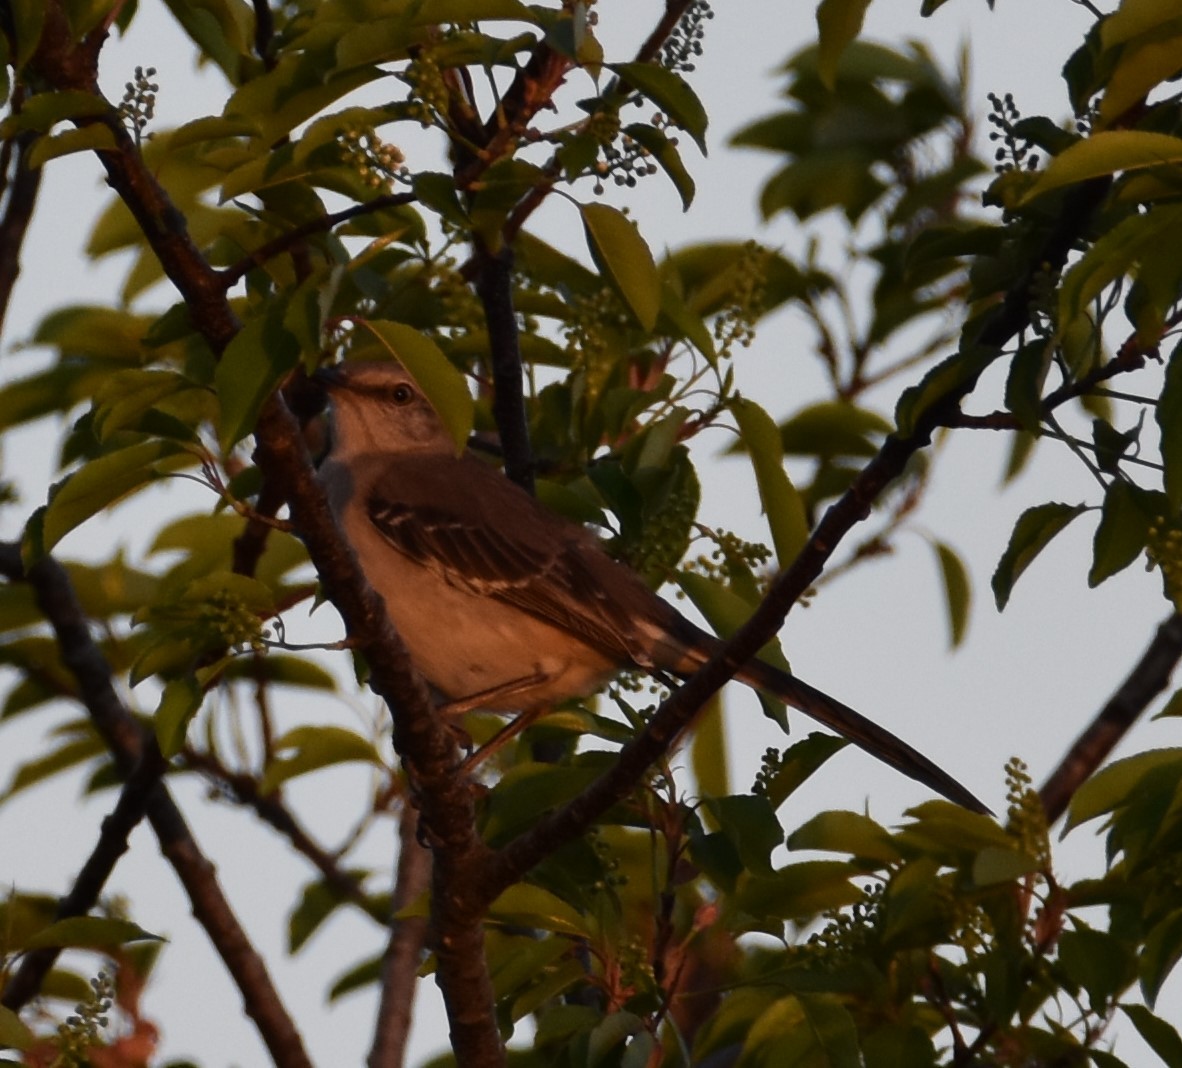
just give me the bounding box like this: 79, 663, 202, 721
0, 129, 41, 338
474, 243, 534, 492
32, 8, 505, 1058
1039, 612, 1182, 824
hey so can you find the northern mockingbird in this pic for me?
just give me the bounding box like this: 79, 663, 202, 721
313, 360, 988, 813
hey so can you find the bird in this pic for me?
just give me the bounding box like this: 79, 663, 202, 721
311, 359, 989, 813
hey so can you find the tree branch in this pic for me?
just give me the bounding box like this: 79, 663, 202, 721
32, 8, 506, 1058
0, 741, 165, 1011
219, 192, 418, 287
368, 807, 431, 1068
474, 242, 534, 492
0, 127, 41, 339
1039, 612, 1182, 824
180, 748, 384, 920
0, 544, 315, 1068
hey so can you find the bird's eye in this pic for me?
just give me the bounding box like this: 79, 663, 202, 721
391, 383, 415, 405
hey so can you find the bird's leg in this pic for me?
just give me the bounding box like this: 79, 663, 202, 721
432, 673, 553, 774
433, 672, 549, 717
459, 705, 551, 775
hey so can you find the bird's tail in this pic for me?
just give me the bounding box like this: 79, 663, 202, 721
736, 658, 991, 815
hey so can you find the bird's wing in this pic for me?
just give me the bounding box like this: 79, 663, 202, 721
363, 456, 677, 668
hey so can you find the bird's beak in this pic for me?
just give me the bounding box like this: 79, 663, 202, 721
311, 364, 346, 392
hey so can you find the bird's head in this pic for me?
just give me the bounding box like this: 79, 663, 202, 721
312, 360, 453, 461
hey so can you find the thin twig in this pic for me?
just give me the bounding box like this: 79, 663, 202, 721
368, 807, 432, 1068
219, 192, 418, 286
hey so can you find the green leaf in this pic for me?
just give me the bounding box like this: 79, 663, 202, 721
971, 846, 1040, 886
355, 321, 474, 452
703, 793, 783, 875
0, 1005, 33, 1052
815, 0, 873, 89
27, 124, 118, 168
1060, 922, 1136, 1008
216, 303, 301, 451
674, 570, 793, 729
0, 90, 110, 137
2, 732, 106, 803
1098, 28, 1182, 129
1160, 338, 1182, 511
731, 397, 809, 568
327, 954, 383, 1001
689, 691, 729, 799
162, 0, 253, 83
154, 675, 205, 758
260, 725, 385, 794
777, 401, 890, 459
488, 883, 589, 938
33, 440, 191, 557
1059, 206, 1182, 329
895, 345, 994, 438
621, 123, 695, 210
1064, 748, 1182, 831
761, 733, 848, 810
788, 810, 901, 863
1021, 131, 1182, 204
611, 63, 708, 153
580, 202, 661, 331
289, 874, 380, 952
737, 861, 863, 921
1090, 480, 1161, 587
92, 369, 199, 442
1004, 340, 1052, 432
24, 917, 162, 950
991, 502, 1089, 610
1120, 1004, 1182, 1068
1141, 908, 1182, 1007
931, 540, 970, 648
9, 0, 45, 67
412, 171, 470, 227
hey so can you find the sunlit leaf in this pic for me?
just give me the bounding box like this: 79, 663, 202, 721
611, 63, 708, 153
260, 725, 385, 794
580, 202, 660, 331
355, 320, 474, 452
815, 0, 873, 89
24, 917, 162, 950
1021, 131, 1182, 203
731, 397, 809, 568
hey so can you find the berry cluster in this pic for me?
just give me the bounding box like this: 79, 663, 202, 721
986, 92, 1040, 174
55, 971, 115, 1065
338, 125, 407, 191
118, 66, 158, 146
713, 241, 770, 358
659, 0, 714, 74
1146, 516, 1182, 610
403, 50, 449, 127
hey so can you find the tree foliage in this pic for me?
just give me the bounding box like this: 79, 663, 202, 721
2, 1, 1182, 1066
